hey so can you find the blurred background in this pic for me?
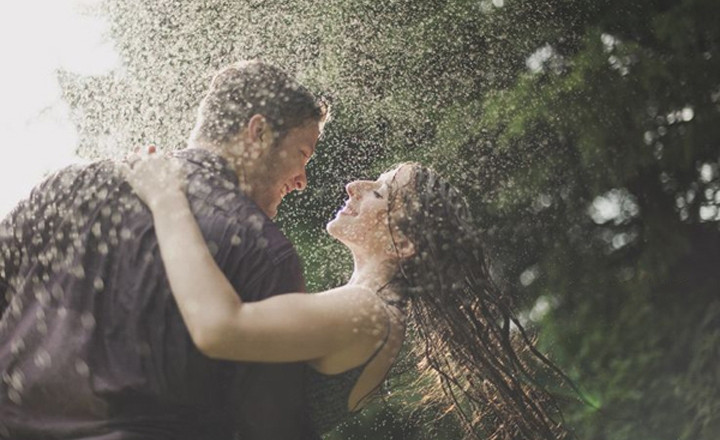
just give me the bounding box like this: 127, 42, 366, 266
1, 0, 719, 438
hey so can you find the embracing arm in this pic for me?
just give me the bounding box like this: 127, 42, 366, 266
140, 189, 381, 363
0, 213, 17, 315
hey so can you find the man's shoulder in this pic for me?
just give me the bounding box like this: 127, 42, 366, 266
187, 188, 298, 266
188, 194, 306, 297
3, 159, 121, 225
33, 159, 115, 190
177, 149, 299, 265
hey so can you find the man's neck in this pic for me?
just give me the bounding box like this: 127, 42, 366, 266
189, 139, 239, 173
188, 138, 223, 156
188, 139, 260, 203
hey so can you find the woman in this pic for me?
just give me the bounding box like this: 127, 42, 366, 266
124, 155, 569, 439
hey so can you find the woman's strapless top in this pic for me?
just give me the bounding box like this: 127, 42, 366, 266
305, 290, 396, 434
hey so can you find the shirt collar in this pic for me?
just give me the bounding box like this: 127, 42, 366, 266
175, 148, 239, 186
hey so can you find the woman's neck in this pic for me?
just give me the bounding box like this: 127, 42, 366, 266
347, 249, 403, 304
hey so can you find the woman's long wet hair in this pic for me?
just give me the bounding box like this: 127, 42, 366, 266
385, 162, 571, 440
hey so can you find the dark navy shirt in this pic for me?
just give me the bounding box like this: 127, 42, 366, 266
0, 149, 317, 439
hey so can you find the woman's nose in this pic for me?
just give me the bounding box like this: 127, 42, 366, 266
345, 180, 368, 197
345, 181, 357, 196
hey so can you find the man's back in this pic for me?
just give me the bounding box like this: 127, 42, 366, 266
0, 149, 309, 439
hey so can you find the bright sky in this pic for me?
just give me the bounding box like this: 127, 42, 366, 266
0, 0, 120, 217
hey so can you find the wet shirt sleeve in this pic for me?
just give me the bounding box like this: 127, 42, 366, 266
0, 202, 23, 315
0, 169, 71, 318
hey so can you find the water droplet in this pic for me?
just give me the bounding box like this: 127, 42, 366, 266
72, 265, 86, 279
51, 284, 65, 300
34, 287, 50, 306
81, 312, 96, 329
9, 370, 24, 391
8, 388, 22, 405
34, 349, 52, 369
75, 360, 90, 377
10, 339, 25, 355
207, 241, 219, 256
681, 106, 694, 121
120, 227, 132, 240
91, 222, 102, 237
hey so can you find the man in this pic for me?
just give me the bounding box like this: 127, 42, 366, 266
0, 60, 328, 439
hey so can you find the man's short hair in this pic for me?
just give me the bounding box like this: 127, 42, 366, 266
193, 60, 329, 145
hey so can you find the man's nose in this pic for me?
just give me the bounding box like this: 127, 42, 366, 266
293, 172, 307, 191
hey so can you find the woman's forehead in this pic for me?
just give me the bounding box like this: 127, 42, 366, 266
379, 164, 412, 185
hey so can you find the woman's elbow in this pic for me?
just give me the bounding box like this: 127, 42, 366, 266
186, 305, 248, 359
188, 324, 227, 358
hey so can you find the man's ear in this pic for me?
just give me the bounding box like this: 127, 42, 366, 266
247, 114, 273, 148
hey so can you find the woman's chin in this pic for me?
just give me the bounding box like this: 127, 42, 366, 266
326, 217, 340, 237
326, 218, 351, 244
325, 220, 334, 234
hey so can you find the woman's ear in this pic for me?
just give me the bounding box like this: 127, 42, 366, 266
395, 239, 415, 259
386, 237, 415, 259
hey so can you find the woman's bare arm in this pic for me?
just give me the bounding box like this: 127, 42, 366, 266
122, 157, 383, 363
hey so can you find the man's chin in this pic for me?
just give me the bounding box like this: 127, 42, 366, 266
254, 197, 279, 219
262, 206, 277, 219
265, 202, 280, 219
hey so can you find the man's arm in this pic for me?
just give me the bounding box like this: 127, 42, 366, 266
0, 180, 49, 316
0, 165, 83, 318
0, 205, 22, 316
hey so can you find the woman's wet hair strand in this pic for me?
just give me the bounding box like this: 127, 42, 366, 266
384, 162, 572, 439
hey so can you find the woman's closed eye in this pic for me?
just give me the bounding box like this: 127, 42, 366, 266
373, 190, 383, 199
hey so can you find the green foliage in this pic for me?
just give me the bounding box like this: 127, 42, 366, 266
62, 0, 720, 438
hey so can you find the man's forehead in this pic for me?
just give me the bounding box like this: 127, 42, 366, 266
281, 120, 320, 152
301, 121, 321, 152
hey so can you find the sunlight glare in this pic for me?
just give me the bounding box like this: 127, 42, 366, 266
0, 0, 120, 217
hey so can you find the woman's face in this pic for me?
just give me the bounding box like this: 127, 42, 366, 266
327, 164, 413, 255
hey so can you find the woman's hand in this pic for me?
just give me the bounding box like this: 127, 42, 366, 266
122, 146, 187, 211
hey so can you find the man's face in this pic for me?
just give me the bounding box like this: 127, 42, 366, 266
245, 120, 320, 218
